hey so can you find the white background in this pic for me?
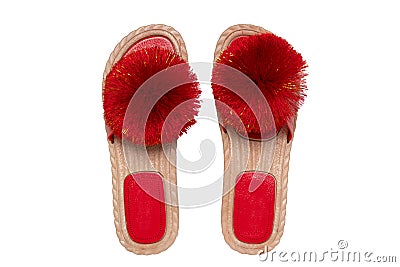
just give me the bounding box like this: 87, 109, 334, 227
1, 0, 399, 266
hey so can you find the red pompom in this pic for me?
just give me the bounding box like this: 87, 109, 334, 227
212, 33, 307, 138
103, 47, 200, 146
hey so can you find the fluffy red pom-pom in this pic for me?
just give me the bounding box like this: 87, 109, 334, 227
212, 33, 307, 138
103, 47, 200, 146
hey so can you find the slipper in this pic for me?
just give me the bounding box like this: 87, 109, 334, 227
102, 24, 200, 254
211, 24, 307, 254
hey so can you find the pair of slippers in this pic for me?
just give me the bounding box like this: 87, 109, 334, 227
102, 24, 307, 255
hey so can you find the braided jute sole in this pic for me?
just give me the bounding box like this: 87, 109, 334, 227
215, 24, 294, 255
102, 24, 186, 255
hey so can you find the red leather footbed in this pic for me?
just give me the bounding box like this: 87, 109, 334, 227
233, 172, 276, 244
125, 36, 174, 55
124, 173, 166, 244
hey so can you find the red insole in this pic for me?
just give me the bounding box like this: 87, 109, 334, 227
122, 36, 173, 244
124, 172, 166, 244
233, 172, 276, 244
125, 36, 174, 56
